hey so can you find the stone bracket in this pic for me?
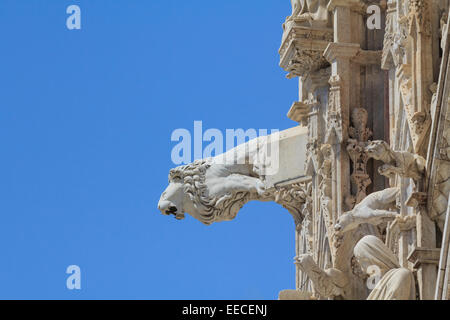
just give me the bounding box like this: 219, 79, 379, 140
324, 42, 361, 63
279, 22, 333, 78
352, 50, 382, 65
407, 247, 441, 269
327, 0, 365, 12
287, 101, 319, 125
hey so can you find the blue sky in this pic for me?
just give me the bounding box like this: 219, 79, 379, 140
0, 0, 300, 299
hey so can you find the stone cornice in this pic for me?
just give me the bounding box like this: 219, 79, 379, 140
407, 247, 441, 268
352, 50, 382, 65
327, 0, 365, 12
279, 21, 333, 78
323, 42, 361, 62
287, 101, 318, 125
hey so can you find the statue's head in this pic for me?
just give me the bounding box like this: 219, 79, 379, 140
158, 159, 221, 224
158, 158, 255, 225
364, 140, 390, 160
158, 160, 211, 222
353, 235, 400, 275
334, 213, 356, 235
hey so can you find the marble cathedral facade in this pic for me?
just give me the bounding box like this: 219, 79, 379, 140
281, 0, 450, 300
159, 0, 450, 300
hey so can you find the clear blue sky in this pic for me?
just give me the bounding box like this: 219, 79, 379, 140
0, 0, 300, 299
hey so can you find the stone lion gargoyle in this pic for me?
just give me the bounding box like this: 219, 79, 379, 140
364, 140, 426, 181
157, 131, 290, 225
334, 187, 400, 235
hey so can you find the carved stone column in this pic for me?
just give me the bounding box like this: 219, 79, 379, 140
347, 108, 373, 205
323, 43, 360, 249
286, 68, 331, 293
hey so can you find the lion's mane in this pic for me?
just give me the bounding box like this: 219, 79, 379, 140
168, 159, 252, 225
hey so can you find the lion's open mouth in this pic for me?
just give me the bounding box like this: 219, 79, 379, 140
165, 206, 178, 216
165, 207, 184, 220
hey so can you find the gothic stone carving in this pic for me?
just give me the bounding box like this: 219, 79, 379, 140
158, 158, 264, 225
274, 182, 311, 231
158, 132, 310, 229
325, 75, 344, 144
334, 187, 400, 235
318, 144, 333, 227
382, 1, 409, 70
280, 5, 332, 78
295, 254, 347, 299
347, 108, 373, 204
365, 140, 426, 181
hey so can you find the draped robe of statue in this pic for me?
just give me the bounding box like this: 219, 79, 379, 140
354, 235, 416, 300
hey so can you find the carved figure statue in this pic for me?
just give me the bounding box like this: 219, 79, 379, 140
354, 235, 416, 300
364, 140, 426, 181
295, 254, 348, 299
334, 188, 400, 234
289, 0, 330, 24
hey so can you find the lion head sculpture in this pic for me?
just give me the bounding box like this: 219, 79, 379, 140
157, 158, 268, 225
364, 140, 393, 162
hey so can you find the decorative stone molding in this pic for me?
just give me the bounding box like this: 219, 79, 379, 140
327, 0, 364, 12
319, 144, 333, 227
323, 42, 361, 62
397, 64, 432, 153
407, 247, 441, 269
325, 75, 344, 144
274, 182, 311, 231
280, 18, 333, 78
382, 1, 409, 70
407, 0, 432, 36
427, 21, 450, 232
352, 50, 382, 66
287, 101, 315, 125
